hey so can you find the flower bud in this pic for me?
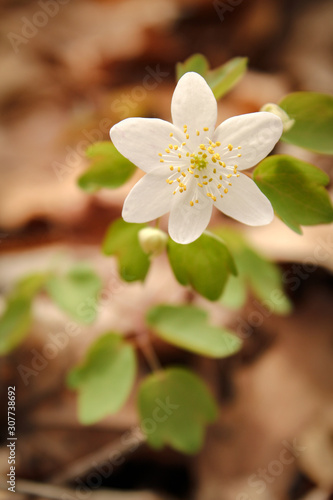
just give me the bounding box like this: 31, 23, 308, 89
138, 227, 168, 257
260, 103, 295, 132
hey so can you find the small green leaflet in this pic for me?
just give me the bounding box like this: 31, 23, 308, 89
15, 272, 51, 298
253, 155, 333, 234
0, 296, 32, 355
146, 305, 242, 357
216, 228, 291, 314
176, 54, 248, 99
167, 231, 236, 301
279, 92, 333, 155
46, 266, 102, 324
78, 142, 136, 192
138, 367, 218, 454
67, 332, 136, 424
103, 219, 150, 282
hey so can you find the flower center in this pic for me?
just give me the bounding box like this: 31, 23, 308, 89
191, 154, 208, 171
157, 125, 242, 206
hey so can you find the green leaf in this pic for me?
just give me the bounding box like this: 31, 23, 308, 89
67, 333, 136, 424
46, 266, 102, 324
279, 92, 333, 155
0, 297, 32, 355
167, 232, 236, 301
176, 54, 209, 80
216, 228, 292, 315
253, 155, 333, 233
146, 304, 242, 357
138, 367, 217, 454
205, 57, 248, 100
78, 142, 136, 192
176, 55, 247, 99
15, 272, 51, 299
102, 219, 150, 282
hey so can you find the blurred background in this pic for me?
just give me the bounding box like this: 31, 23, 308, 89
0, 0, 333, 499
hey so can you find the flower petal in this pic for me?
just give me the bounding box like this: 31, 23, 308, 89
171, 72, 217, 147
168, 188, 213, 244
213, 112, 283, 170
110, 118, 181, 174
122, 174, 173, 223
214, 173, 274, 226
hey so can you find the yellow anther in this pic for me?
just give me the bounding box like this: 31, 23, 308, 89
189, 169, 194, 174
227, 174, 232, 178
183, 124, 187, 129
228, 144, 233, 151
212, 195, 216, 202
190, 153, 194, 157
158, 153, 162, 157
182, 142, 186, 146
238, 146, 241, 149
203, 175, 207, 179
177, 167, 181, 172
203, 127, 209, 131
217, 183, 222, 189
190, 201, 194, 207
180, 189, 183, 193
212, 158, 217, 163
182, 172, 186, 177
209, 139, 213, 145
216, 141, 221, 146
224, 188, 228, 193
178, 153, 182, 158
237, 174, 240, 177
174, 145, 179, 150
207, 192, 211, 197
237, 153, 242, 157
199, 144, 206, 150
194, 174, 199, 178
198, 183, 203, 188
170, 166, 174, 171
165, 149, 170, 153
177, 178, 180, 182
219, 175, 223, 180
186, 134, 189, 139
169, 132, 173, 137
209, 178, 213, 182
186, 152, 190, 157
221, 162, 226, 167
203, 181, 208, 185
213, 168, 216, 173
196, 130, 200, 136
195, 199, 199, 203
229, 183, 232, 186
173, 191, 176, 195
202, 154, 207, 159
207, 147, 214, 154
160, 159, 164, 163
169, 144, 173, 149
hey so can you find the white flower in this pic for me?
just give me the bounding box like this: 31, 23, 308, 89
110, 72, 283, 244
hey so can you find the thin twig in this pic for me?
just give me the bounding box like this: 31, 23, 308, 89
50, 430, 146, 484
0, 478, 170, 500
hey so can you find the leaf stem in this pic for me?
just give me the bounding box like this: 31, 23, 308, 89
137, 333, 161, 372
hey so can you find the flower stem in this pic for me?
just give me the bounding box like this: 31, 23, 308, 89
137, 333, 161, 372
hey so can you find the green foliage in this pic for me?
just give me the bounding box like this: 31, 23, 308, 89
103, 219, 150, 282
78, 142, 136, 192
176, 54, 248, 99
146, 304, 242, 357
279, 92, 333, 155
216, 228, 292, 314
167, 231, 236, 301
15, 272, 51, 298
68, 333, 136, 424
0, 296, 32, 355
46, 266, 102, 324
138, 367, 217, 454
253, 155, 333, 234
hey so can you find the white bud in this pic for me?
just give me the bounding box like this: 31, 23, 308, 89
138, 227, 168, 257
260, 103, 295, 132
